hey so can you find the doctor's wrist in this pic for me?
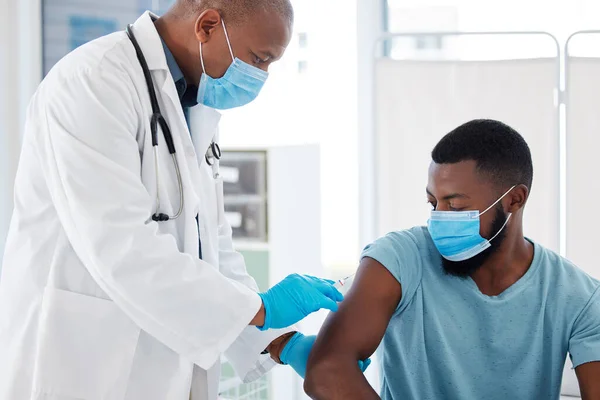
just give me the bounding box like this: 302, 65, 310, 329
250, 297, 266, 328
255, 292, 272, 331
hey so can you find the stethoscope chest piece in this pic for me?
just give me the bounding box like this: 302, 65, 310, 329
205, 142, 222, 166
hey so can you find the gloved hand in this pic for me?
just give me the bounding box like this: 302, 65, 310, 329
258, 274, 343, 331
280, 333, 371, 379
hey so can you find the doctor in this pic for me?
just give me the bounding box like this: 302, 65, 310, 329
0, 0, 349, 399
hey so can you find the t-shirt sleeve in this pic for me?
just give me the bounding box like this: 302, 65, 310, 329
361, 229, 423, 314
569, 286, 600, 368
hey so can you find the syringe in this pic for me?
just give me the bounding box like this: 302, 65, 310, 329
333, 273, 356, 296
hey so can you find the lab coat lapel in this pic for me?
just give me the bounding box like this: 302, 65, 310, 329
189, 105, 221, 167
160, 77, 195, 148
157, 73, 213, 209
130, 12, 167, 72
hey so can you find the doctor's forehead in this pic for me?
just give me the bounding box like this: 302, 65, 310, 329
243, 9, 291, 58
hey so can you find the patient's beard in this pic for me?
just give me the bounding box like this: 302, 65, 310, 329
441, 207, 508, 278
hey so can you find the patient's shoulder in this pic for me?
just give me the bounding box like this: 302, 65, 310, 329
362, 226, 431, 258
361, 227, 428, 309
534, 242, 600, 304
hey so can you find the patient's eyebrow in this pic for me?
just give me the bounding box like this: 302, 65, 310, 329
426, 188, 470, 201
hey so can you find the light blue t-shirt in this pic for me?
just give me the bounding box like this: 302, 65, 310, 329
362, 227, 600, 400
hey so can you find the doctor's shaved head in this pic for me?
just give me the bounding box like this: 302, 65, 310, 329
175, 0, 294, 26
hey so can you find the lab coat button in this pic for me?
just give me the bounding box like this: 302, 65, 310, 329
186, 146, 195, 158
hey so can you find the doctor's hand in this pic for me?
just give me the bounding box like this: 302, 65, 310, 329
257, 274, 343, 331
279, 333, 371, 379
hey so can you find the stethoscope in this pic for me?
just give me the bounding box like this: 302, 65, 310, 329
126, 25, 221, 222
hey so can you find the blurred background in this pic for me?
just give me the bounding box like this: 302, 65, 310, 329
1, 0, 600, 398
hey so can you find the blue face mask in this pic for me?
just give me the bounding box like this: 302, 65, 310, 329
427, 186, 515, 261
197, 19, 268, 110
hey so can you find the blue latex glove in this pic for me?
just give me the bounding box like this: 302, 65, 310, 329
280, 333, 372, 379
258, 274, 343, 331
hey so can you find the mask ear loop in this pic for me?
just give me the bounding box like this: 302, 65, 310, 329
481, 185, 516, 244
199, 17, 235, 76
220, 18, 235, 62
199, 42, 207, 75
488, 213, 512, 243
479, 185, 517, 216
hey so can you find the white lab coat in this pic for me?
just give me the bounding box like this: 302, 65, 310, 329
0, 12, 291, 400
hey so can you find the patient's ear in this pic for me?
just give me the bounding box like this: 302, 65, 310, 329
506, 184, 528, 213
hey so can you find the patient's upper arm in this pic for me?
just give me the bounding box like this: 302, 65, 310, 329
309, 229, 424, 365
305, 230, 424, 399
575, 361, 600, 399
308, 256, 403, 365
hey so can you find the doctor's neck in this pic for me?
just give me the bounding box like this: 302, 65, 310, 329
155, 11, 203, 86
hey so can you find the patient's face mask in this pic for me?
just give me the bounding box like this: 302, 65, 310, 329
427, 186, 515, 262
197, 19, 269, 110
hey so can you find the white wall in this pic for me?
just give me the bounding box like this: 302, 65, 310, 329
220, 0, 361, 275
357, 0, 385, 248
356, 0, 385, 392
0, 0, 21, 271
0, 0, 42, 273
0, 0, 12, 266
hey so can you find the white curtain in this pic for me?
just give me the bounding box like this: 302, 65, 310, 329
374, 57, 560, 252
566, 57, 600, 278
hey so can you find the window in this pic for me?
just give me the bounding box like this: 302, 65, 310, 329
42, 0, 175, 75
298, 32, 308, 48
297, 60, 308, 73
414, 35, 442, 50
385, 0, 600, 41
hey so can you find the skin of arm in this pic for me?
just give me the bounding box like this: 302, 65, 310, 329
304, 257, 402, 400
250, 303, 265, 326
576, 362, 600, 400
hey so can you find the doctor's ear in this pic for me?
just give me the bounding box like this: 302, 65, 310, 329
195, 9, 222, 43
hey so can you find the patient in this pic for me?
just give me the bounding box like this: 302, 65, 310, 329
304, 119, 600, 400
